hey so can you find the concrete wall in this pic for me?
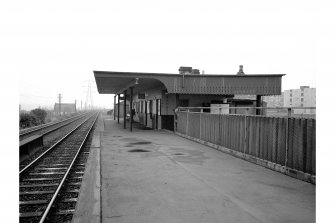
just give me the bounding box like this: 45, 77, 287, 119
263, 95, 284, 107
161, 94, 177, 115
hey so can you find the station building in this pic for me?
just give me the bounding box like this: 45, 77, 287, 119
94, 66, 284, 131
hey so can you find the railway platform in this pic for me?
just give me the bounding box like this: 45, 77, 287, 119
73, 115, 315, 223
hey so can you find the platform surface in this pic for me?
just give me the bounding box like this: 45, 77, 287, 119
73, 115, 315, 223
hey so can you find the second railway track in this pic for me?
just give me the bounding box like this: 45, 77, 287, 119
20, 112, 95, 171
19, 112, 99, 223
19, 113, 89, 141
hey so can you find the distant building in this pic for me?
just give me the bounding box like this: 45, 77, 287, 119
54, 103, 76, 115
283, 86, 316, 114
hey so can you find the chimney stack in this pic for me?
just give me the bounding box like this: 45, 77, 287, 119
237, 65, 245, 75
192, 69, 200, 75
178, 66, 193, 74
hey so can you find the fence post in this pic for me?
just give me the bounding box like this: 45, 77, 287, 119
285, 117, 289, 167
244, 114, 247, 154
285, 107, 292, 167
186, 109, 189, 135
200, 113, 202, 140
174, 109, 177, 133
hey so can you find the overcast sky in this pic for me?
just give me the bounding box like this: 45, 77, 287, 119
1, 0, 328, 111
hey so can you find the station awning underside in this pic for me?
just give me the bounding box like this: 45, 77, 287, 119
94, 71, 285, 96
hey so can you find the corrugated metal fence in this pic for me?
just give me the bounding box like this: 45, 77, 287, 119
176, 112, 316, 175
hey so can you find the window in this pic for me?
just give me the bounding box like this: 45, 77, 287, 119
179, 99, 189, 107
301, 98, 304, 102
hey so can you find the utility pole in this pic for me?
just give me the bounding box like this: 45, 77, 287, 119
58, 94, 62, 116
75, 100, 77, 113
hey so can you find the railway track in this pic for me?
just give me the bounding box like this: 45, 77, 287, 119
19, 112, 99, 223
20, 113, 88, 141
20, 113, 95, 170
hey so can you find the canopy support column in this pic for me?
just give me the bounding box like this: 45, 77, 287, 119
130, 87, 133, 132
117, 94, 120, 124
114, 95, 116, 120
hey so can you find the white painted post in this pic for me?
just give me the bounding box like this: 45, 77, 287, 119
285, 117, 289, 167
186, 109, 189, 135
200, 113, 202, 140
244, 114, 247, 154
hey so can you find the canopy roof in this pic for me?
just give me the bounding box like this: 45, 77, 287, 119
94, 71, 284, 96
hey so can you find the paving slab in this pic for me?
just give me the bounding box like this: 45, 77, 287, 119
75, 115, 315, 223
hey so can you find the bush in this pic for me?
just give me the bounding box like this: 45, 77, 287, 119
20, 113, 39, 129
30, 108, 47, 124
19, 108, 47, 129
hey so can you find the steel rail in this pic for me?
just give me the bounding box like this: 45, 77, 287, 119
19, 112, 88, 137
39, 112, 99, 223
19, 113, 96, 175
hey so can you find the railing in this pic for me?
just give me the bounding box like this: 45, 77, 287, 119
176, 106, 316, 118
175, 107, 316, 180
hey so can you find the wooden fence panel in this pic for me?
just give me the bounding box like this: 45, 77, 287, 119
276, 118, 286, 166
177, 112, 187, 134
270, 118, 277, 163
306, 119, 316, 175
188, 113, 200, 139
176, 112, 315, 175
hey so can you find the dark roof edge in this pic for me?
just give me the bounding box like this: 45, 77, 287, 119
93, 70, 286, 77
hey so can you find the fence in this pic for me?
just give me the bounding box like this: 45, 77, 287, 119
175, 107, 316, 178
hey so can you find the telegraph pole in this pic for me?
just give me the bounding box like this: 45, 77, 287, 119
58, 94, 62, 116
